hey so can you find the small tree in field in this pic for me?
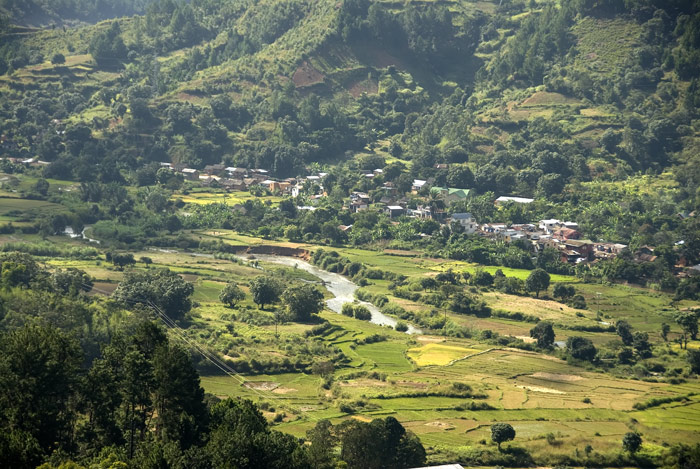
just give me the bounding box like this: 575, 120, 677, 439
688, 349, 700, 374
491, 423, 515, 451
283, 284, 325, 321
525, 268, 550, 298
353, 305, 371, 321
51, 53, 65, 65
553, 283, 575, 301
530, 321, 555, 348
250, 276, 282, 310
623, 432, 642, 454
219, 283, 245, 308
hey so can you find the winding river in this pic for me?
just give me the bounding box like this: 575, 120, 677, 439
238, 254, 421, 334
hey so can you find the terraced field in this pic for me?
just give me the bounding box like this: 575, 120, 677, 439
27, 234, 700, 462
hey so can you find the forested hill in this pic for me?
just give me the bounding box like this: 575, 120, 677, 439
0, 0, 699, 241
0, 0, 159, 26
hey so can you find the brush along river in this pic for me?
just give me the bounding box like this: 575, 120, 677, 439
237, 254, 421, 334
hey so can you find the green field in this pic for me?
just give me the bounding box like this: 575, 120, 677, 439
175, 190, 284, 206
34, 238, 695, 464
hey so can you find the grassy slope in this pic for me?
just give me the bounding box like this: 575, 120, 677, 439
2, 1, 700, 463
23, 232, 700, 463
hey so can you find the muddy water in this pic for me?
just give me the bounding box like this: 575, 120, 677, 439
241, 254, 421, 334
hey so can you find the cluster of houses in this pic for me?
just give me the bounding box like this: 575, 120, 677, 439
342, 177, 630, 265
160, 162, 324, 195
166, 167, 630, 265
478, 218, 628, 264
135, 163, 700, 268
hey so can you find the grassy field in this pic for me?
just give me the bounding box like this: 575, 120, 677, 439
175, 190, 283, 206
9, 229, 699, 464
407, 342, 480, 366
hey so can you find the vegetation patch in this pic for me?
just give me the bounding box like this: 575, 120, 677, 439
407, 342, 480, 366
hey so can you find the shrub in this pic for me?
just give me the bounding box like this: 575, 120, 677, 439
566, 336, 597, 361
341, 302, 355, 317
354, 305, 372, 321
570, 294, 587, 309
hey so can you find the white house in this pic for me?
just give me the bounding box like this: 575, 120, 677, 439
411, 179, 427, 193
539, 219, 562, 234
385, 205, 405, 218
450, 212, 477, 234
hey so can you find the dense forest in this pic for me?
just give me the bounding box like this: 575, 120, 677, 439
1, 0, 700, 467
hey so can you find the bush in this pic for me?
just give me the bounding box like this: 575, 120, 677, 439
471, 269, 494, 286
341, 302, 355, 317
566, 336, 597, 361
306, 321, 333, 337
354, 305, 372, 321
569, 294, 587, 309
381, 302, 408, 318
395, 321, 408, 332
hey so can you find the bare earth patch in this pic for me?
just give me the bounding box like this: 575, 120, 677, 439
347, 78, 378, 97
339, 379, 389, 388
271, 386, 297, 394
516, 384, 565, 394
515, 336, 537, 344
244, 381, 279, 391
531, 372, 583, 382
425, 421, 455, 430
384, 249, 422, 257
394, 380, 429, 389
521, 91, 580, 107
417, 335, 445, 343
292, 61, 325, 88
352, 415, 372, 422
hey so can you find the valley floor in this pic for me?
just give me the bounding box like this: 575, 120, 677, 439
39, 231, 700, 465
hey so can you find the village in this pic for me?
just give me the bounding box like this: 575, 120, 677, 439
149, 161, 638, 267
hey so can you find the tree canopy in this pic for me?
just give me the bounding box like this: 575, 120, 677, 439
219, 282, 245, 308
491, 422, 516, 451
250, 276, 283, 310
530, 321, 555, 348
113, 268, 194, 320
282, 283, 325, 321
525, 268, 550, 298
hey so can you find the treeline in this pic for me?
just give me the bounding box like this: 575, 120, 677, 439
0, 322, 426, 469
337, 0, 484, 70
3, 320, 424, 469
0, 249, 428, 468
0, 0, 156, 26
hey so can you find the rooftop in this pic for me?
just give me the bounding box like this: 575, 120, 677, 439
496, 196, 534, 204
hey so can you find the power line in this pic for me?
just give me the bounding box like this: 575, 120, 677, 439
86, 283, 320, 421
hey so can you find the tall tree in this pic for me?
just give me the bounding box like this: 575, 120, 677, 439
207, 398, 309, 468
566, 336, 597, 361
250, 276, 282, 310
152, 344, 207, 448
525, 268, 550, 298
530, 321, 555, 348
340, 417, 425, 469
306, 420, 337, 469
0, 325, 82, 466
616, 320, 634, 345
623, 432, 642, 454
491, 423, 516, 451
219, 282, 245, 308
282, 284, 325, 321
113, 269, 194, 320
674, 311, 699, 347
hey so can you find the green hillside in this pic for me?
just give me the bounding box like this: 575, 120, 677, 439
1, 0, 700, 468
